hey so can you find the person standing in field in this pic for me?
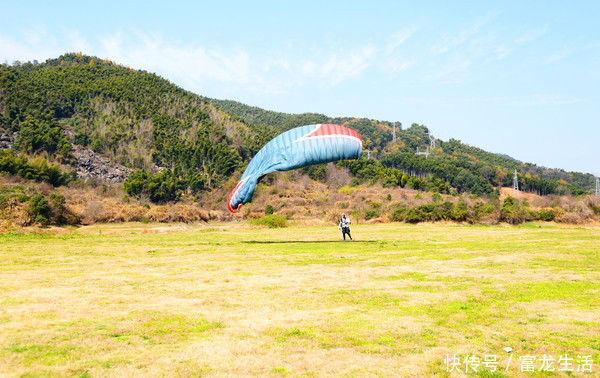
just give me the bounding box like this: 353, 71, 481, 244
338, 213, 353, 241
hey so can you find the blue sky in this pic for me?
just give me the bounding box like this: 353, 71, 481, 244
1, 1, 599, 175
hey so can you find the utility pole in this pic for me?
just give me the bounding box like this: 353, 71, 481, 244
365, 150, 372, 159
393, 122, 401, 142
416, 146, 430, 159
513, 170, 519, 198
596, 176, 600, 200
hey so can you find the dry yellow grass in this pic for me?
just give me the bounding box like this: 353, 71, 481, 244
1, 222, 599, 376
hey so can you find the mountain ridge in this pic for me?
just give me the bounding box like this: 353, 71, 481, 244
208, 97, 595, 194
0, 53, 596, 203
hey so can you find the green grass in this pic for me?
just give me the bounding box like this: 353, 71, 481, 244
0, 222, 599, 375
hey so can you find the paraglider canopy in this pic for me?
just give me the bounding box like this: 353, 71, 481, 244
228, 123, 362, 213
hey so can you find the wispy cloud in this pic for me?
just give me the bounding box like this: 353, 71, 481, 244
0, 29, 63, 64
386, 24, 421, 55
321, 45, 379, 85
493, 44, 512, 60
514, 29, 546, 44
397, 94, 586, 107
1, 27, 386, 95
423, 57, 472, 85
545, 42, 600, 64
300, 45, 379, 86
98, 30, 124, 60
506, 94, 586, 107
382, 59, 413, 77
420, 11, 515, 83
430, 11, 499, 55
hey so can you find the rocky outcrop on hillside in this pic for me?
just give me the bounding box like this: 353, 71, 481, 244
72, 146, 131, 183
0, 132, 16, 149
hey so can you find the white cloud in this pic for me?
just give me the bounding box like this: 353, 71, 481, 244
544, 42, 600, 64
386, 24, 421, 55
382, 59, 413, 77
505, 94, 586, 107
65, 29, 91, 55
22, 26, 49, 46
494, 44, 512, 60
514, 29, 546, 44
423, 57, 472, 84
301, 45, 379, 86
397, 94, 586, 108
98, 30, 124, 60
0, 30, 62, 64
330, 45, 379, 85
1, 26, 390, 95
430, 11, 500, 55
301, 60, 317, 76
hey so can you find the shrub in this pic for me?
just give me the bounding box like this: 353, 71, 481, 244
418, 204, 435, 218
502, 196, 517, 208
369, 201, 381, 209
480, 204, 496, 215
302, 164, 327, 181
50, 193, 66, 208
364, 209, 380, 220
249, 214, 288, 228
0, 150, 74, 187
338, 185, 357, 195
537, 208, 556, 221
49, 192, 68, 224
500, 196, 532, 225
265, 204, 274, 215
557, 212, 584, 224
382, 176, 399, 188
389, 207, 407, 222
124, 169, 185, 203
452, 201, 468, 221
434, 201, 454, 220
90, 139, 103, 153
28, 194, 49, 224
73, 131, 90, 146
405, 208, 425, 223
34, 214, 48, 225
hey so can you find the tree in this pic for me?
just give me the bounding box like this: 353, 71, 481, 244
29, 194, 50, 224
90, 139, 103, 153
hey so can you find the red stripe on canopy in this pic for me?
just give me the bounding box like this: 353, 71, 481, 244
304, 124, 362, 141
227, 180, 245, 213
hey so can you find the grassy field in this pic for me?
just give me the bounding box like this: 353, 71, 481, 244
1, 222, 599, 376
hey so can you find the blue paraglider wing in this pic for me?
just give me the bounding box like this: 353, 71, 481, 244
228, 124, 362, 213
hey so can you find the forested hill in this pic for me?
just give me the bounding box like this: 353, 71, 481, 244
209, 99, 596, 195
0, 53, 595, 204
0, 53, 281, 201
